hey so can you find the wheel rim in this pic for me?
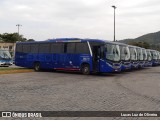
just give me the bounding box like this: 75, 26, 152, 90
35, 64, 39, 71
82, 65, 89, 74
84, 67, 88, 73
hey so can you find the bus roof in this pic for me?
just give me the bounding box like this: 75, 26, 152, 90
147, 49, 157, 52
16, 38, 118, 45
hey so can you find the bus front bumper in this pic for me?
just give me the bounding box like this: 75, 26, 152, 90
100, 61, 121, 72
131, 62, 139, 69
121, 62, 132, 70
145, 61, 152, 67
138, 61, 145, 68
112, 63, 122, 72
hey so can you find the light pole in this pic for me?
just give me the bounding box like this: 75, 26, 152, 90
112, 5, 116, 42
16, 24, 22, 35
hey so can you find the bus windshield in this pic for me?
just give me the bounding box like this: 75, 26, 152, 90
0, 50, 11, 59
119, 45, 130, 61
146, 50, 152, 61
142, 49, 147, 61
136, 48, 143, 60
158, 52, 160, 60
151, 51, 157, 60
105, 44, 120, 62
129, 47, 137, 61
157, 52, 160, 60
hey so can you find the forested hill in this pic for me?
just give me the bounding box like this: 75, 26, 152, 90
120, 31, 160, 44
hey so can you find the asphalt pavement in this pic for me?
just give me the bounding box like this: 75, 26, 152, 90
0, 66, 160, 120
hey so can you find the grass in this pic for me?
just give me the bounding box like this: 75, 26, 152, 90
0, 67, 34, 74
0, 67, 25, 70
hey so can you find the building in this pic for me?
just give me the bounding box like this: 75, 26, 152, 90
0, 42, 16, 56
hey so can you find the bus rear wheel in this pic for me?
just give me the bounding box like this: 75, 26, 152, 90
81, 64, 90, 75
34, 62, 41, 71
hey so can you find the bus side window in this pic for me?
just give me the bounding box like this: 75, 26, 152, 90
66, 43, 76, 54
16, 44, 23, 52
75, 43, 90, 54
23, 44, 31, 53
39, 43, 50, 53
30, 44, 39, 53
50, 43, 64, 54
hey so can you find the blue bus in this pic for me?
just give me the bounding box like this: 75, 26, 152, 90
136, 47, 144, 68
0, 49, 12, 67
150, 49, 158, 66
142, 48, 148, 67
155, 50, 160, 66
15, 38, 122, 74
158, 51, 160, 65
145, 49, 152, 67
116, 43, 131, 70
128, 45, 138, 69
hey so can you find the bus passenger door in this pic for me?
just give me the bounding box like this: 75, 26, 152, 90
92, 46, 101, 72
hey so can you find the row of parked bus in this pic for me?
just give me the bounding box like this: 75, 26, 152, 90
115, 42, 160, 71
15, 38, 160, 74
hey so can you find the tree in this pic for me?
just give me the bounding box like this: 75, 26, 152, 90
0, 33, 27, 43
128, 42, 150, 49
27, 39, 35, 42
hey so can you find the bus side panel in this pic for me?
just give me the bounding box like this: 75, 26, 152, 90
79, 54, 93, 71
52, 54, 59, 68
65, 54, 80, 70
52, 54, 78, 70
53, 54, 92, 71
52, 54, 66, 69
16, 53, 34, 68
15, 52, 28, 67
99, 60, 114, 73
27, 54, 36, 68
25, 54, 34, 68
38, 54, 52, 69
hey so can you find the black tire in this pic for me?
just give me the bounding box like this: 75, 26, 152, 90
81, 64, 90, 75
34, 62, 41, 71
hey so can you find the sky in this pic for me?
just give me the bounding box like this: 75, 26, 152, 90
0, 0, 160, 41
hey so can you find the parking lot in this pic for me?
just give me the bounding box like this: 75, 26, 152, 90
0, 66, 160, 119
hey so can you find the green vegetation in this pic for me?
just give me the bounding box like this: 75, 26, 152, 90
120, 31, 160, 51
127, 42, 150, 49
0, 33, 35, 43
0, 33, 26, 42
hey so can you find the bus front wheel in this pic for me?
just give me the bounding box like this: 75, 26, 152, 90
81, 64, 90, 75
34, 62, 41, 71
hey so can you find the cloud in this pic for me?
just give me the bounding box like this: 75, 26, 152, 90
0, 0, 160, 40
